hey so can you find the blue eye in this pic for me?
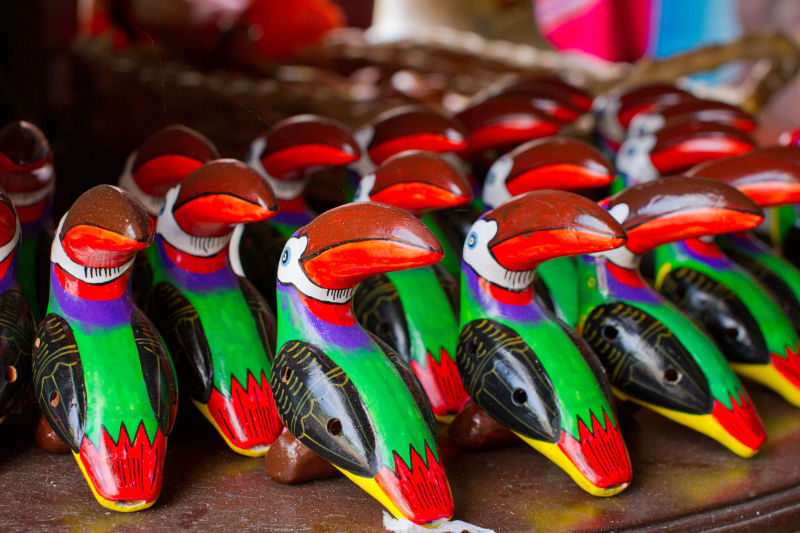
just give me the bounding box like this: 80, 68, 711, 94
467, 233, 477, 249
626, 146, 636, 157
281, 248, 290, 265
486, 172, 494, 184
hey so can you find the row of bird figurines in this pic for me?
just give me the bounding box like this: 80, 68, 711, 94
3, 74, 800, 526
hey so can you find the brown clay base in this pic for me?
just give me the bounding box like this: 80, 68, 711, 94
3, 382, 800, 531
34, 414, 71, 454
448, 400, 520, 449
264, 431, 339, 484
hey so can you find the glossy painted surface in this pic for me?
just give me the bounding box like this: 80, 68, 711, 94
145, 160, 282, 457
33, 185, 177, 511
353, 150, 471, 419
628, 98, 757, 138
273, 202, 453, 525
576, 177, 766, 457
0, 121, 56, 320
491, 75, 593, 112
118, 124, 219, 216
455, 96, 561, 159
239, 115, 360, 311
616, 122, 755, 186
458, 191, 632, 496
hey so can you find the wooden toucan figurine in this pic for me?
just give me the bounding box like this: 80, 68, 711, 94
653, 153, 800, 406
427, 96, 562, 277
348, 105, 470, 277
32, 185, 177, 511
615, 121, 755, 187
575, 176, 767, 457
456, 190, 632, 496
350, 105, 469, 178
0, 186, 34, 422
352, 150, 472, 420
270, 202, 454, 525
0, 120, 57, 321
239, 114, 360, 311
593, 83, 696, 154
480, 136, 616, 326
626, 98, 757, 140
117, 124, 219, 303
145, 159, 282, 456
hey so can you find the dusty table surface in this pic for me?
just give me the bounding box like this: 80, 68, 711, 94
2, 381, 800, 533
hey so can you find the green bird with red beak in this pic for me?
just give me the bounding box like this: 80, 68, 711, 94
271, 202, 454, 525
576, 176, 767, 457
145, 159, 283, 456
456, 190, 632, 496
33, 185, 177, 511
353, 150, 472, 420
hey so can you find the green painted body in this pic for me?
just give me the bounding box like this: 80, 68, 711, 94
386, 267, 457, 366
720, 235, 800, 300
459, 269, 614, 438
537, 257, 579, 327
575, 256, 743, 409
653, 241, 798, 358
422, 214, 461, 278
276, 287, 438, 470
149, 244, 270, 397
47, 295, 161, 446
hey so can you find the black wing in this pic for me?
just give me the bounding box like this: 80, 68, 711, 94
32, 313, 86, 452
431, 263, 459, 313
581, 301, 713, 415
660, 266, 769, 365
456, 318, 560, 443
237, 276, 277, 358
353, 274, 411, 364
236, 221, 287, 314
270, 340, 378, 477
146, 281, 213, 403
0, 290, 35, 414
131, 308, 178, 435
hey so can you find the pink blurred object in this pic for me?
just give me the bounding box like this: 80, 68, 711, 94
533, 0, 652, 62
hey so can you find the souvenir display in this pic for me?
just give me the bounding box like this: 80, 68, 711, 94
0, 121, 56, 320
353, 150, 472, 420
270, 201, 454, 525
576, 176, 767, 457
145, 160, 282, 456
455, 190, 632, 496
33, 185, 177, 511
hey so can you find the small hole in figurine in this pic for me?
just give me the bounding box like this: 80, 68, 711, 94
663, 368, 682, 385
725, 327, 740, 340
327, 418, 342, 436
512, 388, 527, 405
5, 366, 16, 383
49, 390, 59, 407
603, 325, 619, 341
281, 367, 292, 383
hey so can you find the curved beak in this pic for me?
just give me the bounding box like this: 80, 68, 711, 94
61, 185, 153, 267
299, 202, 444, 289
456, 96, 560, 158
338, 442, 454, 526
688, 152, 800, 207
259, 115, 360, 177
608, 176, 763, 254
486, 191, 626, 270
172, 159, 278, 236
500, 137, 614, 195
366, 150, 472, 212
498, 75, 593, 112
649, 122, 755, 174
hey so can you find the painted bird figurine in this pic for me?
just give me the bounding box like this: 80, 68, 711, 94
576, 176, 767, 457
145, 159, 282, 456
239, 114, 360, 311
626, 98, 757, 140
456, 190, 632, 496
270, 202, 454, 525
33, 185, 177, 511
117, 124, 220, 303
0, 186, 34, 422
0, 121, 57, 321
353, 150, 472, 420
